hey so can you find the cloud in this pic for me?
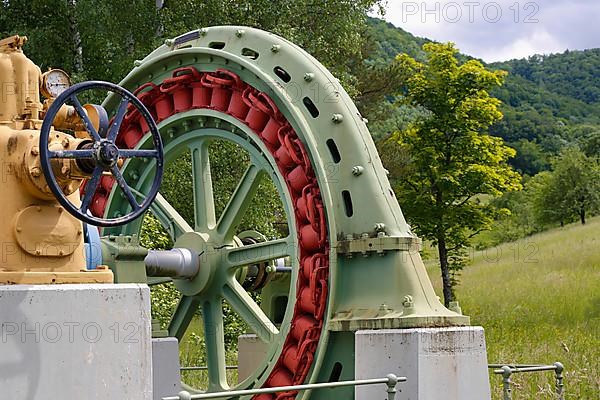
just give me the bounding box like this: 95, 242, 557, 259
381, 0, 600, 62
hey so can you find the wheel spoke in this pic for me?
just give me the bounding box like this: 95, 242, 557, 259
224, 279, 279, 343
201, 296, 229, 391
216, 164, 265, 240
191, 141, 216, 231
111, 165, 140, 210
150, 193, 194, 240
168, 295, 201, 341
70, 95, 101, 141
107, 97, 129, 141
49, 149, 95, 159
225, 237, 293, 268
81, 165, 103, 213
119, 149, 159, 158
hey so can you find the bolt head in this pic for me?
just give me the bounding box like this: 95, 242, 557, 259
304, 72, 315, 82
332, 114, 344, 123
352, 165, 364, 176
271, 44, 281, 52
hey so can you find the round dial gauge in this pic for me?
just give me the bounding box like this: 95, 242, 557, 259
41, 69, 71, 98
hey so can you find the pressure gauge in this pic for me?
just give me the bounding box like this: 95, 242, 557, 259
41, 69, 71, 98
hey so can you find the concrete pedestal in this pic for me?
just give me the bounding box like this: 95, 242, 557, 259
152, 337, 181, 400
355, 327, 491, 400
0, 284, 152, 399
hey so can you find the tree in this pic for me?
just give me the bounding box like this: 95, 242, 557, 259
386, 43, 522, 306
532, 147, 600, 226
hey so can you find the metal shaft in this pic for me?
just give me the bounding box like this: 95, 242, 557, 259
145, 248, 199, 279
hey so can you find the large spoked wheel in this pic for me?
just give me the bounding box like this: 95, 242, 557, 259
100, 86, 329, 395
40, 81, 164, 227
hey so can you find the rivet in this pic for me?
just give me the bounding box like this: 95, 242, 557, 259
133, 60, 142, 67
30, 167, 41, 177
35, 249, 41, 255
16, 226, 22, 232
304, 73, 314, 82
374, 223, 386, 232
58, 207, 64, 213
236, 29, 245, 37
59, 250, 65, 256
332, 114, 344, 123
30, 146, 39, 156
164, 38, 174, 46
199, 28, 208, 36
271, 44, 281, 53
352, 166, 364, 176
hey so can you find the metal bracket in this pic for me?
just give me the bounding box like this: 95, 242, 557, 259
336, 233, 421, 257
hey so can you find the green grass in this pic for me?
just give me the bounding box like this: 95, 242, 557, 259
427, 217, 600, 399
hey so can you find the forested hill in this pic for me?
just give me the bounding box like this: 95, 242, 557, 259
367, 18, 600, 176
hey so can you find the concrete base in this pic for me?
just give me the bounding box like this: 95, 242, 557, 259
355, 327, 491, 400
238, 334, 268, 381
152, 337, 181, 400
0, 284, 152, 399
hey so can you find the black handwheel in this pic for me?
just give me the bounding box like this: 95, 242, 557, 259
40, 81, 164, 227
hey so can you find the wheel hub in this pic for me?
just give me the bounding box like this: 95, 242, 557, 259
173, 231, 240, 297
96, 140, 120, 168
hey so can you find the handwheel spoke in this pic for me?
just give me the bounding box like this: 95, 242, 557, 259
223, 279, 279, 343
225, 237, 293, 268
107, 97, 129, 141
216, 164, 265, 240
190, 141, 216, 231
201, 296, 229, 391
81, 165, 103, 213
119, 149, 159, 158
111, 165, 140, 210
70, 95, 101, 141
150, 193, 194, 239
49, 149, 95, 159
168, 295, 201, 341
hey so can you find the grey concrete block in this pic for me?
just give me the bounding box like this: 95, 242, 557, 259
152, 337, 181, 400
0, 284, 152, 399
355, 327, 491, 400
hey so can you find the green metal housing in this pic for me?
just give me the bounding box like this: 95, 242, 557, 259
99, 26, 469, 398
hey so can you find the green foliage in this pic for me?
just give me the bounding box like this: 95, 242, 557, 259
531, 147, 600, 226
451, 217, 600, 399
364, 18, 600, 176
386, 42, 522, 305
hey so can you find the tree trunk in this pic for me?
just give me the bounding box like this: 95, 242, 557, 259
437, 234, 453, 307
67, 0, 83, 74
580, 208, 586, 225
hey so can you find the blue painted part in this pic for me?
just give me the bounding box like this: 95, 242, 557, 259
84, 223, 103, 269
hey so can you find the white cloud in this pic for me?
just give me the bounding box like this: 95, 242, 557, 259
380, 0, 600, 61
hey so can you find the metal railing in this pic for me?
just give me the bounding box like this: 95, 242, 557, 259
162, 374, 406, 400
489, 363, 565, 400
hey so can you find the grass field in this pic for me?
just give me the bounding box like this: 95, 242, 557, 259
425, 217, 600, 399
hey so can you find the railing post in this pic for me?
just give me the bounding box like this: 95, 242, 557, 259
386, 374, 399, 400
554, 362, 564, 400
501, 366, 512, 400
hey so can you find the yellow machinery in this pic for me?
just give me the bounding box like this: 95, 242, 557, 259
0, 35, 163, 284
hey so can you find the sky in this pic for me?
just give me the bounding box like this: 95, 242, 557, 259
379, 0, 600, 62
